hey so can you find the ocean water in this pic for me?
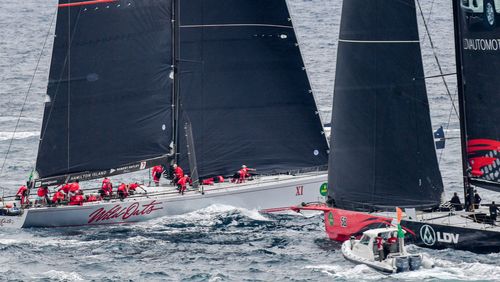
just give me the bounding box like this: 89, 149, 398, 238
0, 0, 499, 281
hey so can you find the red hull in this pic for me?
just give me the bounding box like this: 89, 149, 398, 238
296, 205, 500, 253
322, 208, 393, 241
295, 205, 393, 242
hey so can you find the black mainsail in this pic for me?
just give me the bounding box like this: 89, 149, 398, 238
176, 0, 329, 178
454, 0, 500, 193
327, 0, 444, 210
36, 0, 173, 185
35, 0, 328, 186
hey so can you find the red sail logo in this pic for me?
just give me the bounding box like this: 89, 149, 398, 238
467, 139, 500, 177
88, 200, 163, 224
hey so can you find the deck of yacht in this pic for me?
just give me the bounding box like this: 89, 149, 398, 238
377, 208, 500, 232
19, 170, 327, 209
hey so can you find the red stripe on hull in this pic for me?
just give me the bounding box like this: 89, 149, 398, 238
58, 0, 118, 8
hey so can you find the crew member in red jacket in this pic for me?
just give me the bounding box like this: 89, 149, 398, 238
52, 190, 65, 205
117, 183, 129, 200
101, 178, 113, 198
152, 165, 164, 186
102, 177, 112, 189
69, 191, 85, 206
59, 183, 71, 198
86, 194, 98, 202
237, 165, 255, 183
177, 174, 190, 195
128, 182, 139, 195
36, 186, 50, 205
16, 185, 28, 205
172, 164, 184, 183
68, 180, 80, 197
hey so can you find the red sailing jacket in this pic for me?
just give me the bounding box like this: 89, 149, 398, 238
37, 187, 48, 197
152, 165, 163, 180
59, 183, 71, 194
174, 166, 184, 179
16, 185, 27, 196
69, 195, 84, 206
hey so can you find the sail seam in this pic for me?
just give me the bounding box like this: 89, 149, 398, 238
179, 24, 293, 29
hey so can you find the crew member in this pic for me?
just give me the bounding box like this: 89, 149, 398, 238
465, 186, 474, 211
36, 186, 50, 206
68, 180, 80, 198
69, 190, 85, 206
102, 178, 112, 190
238, 165, 256, 183
152, 165, 164, 187
177, 174, 190, 195
202, 178, 214, 185
450, 192, 462, 210
101, 178, 113, 198
117, 183, 128, 200
172, 164, 184, 184
86, 194, 98, 202
386, 232, 398, 254
16, 185, 28, 205
128, 182, 140, 195
490, 201, 500, 225
52, 190, 65, 205
375, 233, 384, 262
59, 182, 71, 199
474, 190, 482, 209
215, 176, 224, 183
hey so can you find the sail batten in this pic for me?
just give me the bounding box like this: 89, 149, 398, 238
35, 0, 174, 182
328, 0, 444, 211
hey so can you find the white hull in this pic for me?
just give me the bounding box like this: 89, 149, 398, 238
341, 229, 434, 274
0, 173, 327, 228
342, 240, 397, 273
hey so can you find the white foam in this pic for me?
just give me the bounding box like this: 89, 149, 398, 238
36, 270, 84, 281
0, 131, 39, 141
174, 204, 271, 222
304, 264, 384, 279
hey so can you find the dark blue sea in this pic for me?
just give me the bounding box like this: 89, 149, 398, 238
0, 0, 499, 280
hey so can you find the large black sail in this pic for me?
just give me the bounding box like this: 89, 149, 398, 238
36, 0, 173, 185
176, 0, 329, 178
328, 0, 444, 210
455, 0, 500, 192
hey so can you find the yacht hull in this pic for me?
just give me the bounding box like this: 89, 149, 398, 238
296, 206, 500, 254
1, 173, 327, 228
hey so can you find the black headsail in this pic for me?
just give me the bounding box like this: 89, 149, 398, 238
35, 0, 173, 186
327, 0, 444, 211
175, 0, 329, 178
454, 0, 500, 193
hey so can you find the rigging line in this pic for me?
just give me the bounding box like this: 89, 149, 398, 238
438, 102, 455, 163
416, 0, 459, 118
422, 72, 457, 79
67, 4, 71, 172
439, 89, 459, 164
419, 0, 436, 43
38, 9, 84, 158
0, 9, 58, 186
